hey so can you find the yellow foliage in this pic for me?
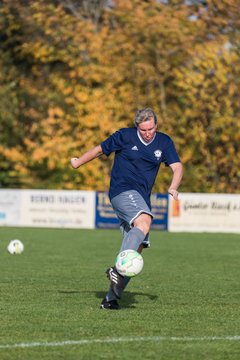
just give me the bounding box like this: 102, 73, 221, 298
3, 148, 25, 162
32, 148, 48, 161
1, 0, 239, 192
48, 107, 64, 118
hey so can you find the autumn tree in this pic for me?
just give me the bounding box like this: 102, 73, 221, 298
0, 0, 239, 192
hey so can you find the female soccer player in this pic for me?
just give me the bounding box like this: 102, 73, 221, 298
71, 108, 183, 309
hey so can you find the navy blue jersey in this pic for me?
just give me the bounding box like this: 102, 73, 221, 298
101, 127, 180, 208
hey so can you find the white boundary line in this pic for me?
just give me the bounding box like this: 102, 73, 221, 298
0, 336, 240, 349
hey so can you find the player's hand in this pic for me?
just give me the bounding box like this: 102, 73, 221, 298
168, 188, 179, 201
70, 157, 80, 169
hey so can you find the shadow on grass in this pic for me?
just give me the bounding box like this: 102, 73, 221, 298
58, 290, 158, 309
95, 291, 158, 309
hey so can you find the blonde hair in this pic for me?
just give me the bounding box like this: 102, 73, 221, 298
134, 108, 158, 127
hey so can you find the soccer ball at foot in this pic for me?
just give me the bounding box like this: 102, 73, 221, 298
115, 249, 144, 277
7, 239, 24, 255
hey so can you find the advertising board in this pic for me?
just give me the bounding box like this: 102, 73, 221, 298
0, 189, 95, 229
20, 190, 96, 228
169, 193, 240, 233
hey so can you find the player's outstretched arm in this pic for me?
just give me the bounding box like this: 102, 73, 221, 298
70, 145, 103, 169
168, 162, 183, 200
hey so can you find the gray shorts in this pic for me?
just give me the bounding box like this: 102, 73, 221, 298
111, 190, 153, 248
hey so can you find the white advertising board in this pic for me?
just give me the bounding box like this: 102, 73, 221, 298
169, 193, 240, 233
0, 190, 21, 226
0, 189, 95, 229
19, 190, 95, 229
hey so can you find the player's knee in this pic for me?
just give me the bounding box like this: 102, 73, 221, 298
133, 213, 152, 235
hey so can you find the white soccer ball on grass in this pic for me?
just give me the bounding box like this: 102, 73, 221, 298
7, 239, 24, 255
115, 249, 144, 277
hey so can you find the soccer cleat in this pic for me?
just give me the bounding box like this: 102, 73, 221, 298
100, 298, 120, 310
106, 267, 125, 299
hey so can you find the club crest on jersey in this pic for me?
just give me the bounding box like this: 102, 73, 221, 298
154, 150, 162, 160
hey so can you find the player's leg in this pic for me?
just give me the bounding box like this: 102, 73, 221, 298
103, 214, 151, 302
101, 221, 130, 309
112, 190, 153, 253
102, 191, 153, 307
120, 213, 152, 252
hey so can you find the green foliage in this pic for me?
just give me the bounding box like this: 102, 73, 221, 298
0, 0, 239, 192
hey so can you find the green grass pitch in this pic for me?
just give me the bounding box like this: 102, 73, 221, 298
0, 227, 239, 360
